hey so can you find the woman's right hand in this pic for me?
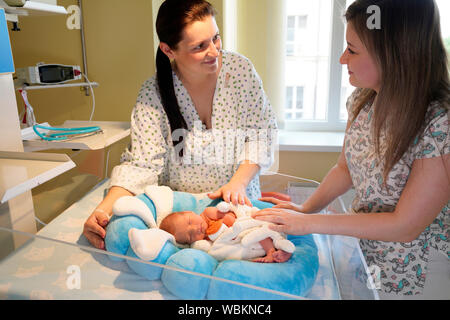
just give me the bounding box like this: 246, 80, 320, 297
258, 197, 305, 213
83, 209, 110, 250
83, 186, 134, 249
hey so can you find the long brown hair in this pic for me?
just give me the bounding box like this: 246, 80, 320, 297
346, 0, 449, 182
155, 0, 216, 156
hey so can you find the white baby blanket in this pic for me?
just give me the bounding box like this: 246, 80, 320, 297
192, 202, 295, 261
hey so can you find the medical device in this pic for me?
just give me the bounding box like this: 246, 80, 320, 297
17, 66, 96, 126
32, 124, 102, 141
16, 63, 82, 84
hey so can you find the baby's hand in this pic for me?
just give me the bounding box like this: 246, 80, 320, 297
222, 212, 236, 227
203, 207, 225, 220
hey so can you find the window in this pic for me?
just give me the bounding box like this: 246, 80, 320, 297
283, 0, 450, 131
284, 0, 350, 131
287, 15, 308, 56
436, 0, 450, 57
285, 86, 304, 120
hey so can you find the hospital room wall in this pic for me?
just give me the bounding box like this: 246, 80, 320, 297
7, 0, 337, 225
8, 0, 157, 224
278, 151, 339, 182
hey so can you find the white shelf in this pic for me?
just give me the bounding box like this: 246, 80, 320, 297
0, 150, 75, 203
23, 120, 131, 152
0, 0, 67, 19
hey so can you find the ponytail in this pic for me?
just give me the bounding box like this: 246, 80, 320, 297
155, 0, 216, 157
156, 47, 187, 156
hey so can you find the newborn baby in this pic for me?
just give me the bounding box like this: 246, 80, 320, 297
160, 204, 293, 263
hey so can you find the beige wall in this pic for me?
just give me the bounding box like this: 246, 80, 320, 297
235, 0, 286, 124
6, 0, 335, 223
9, 0, 156, 179
11, 0, 154, 125
236, 0, 267, 82
278, 151, 339, 182
8, 0, 157, 223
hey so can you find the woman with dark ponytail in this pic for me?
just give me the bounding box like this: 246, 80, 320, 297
84, 0, 277, 251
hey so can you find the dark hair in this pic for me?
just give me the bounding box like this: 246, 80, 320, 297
155, 0, 216, 155
345, 0, 449, 183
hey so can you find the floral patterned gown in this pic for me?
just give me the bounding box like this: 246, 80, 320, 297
110, 50, 277, 199
345, 89, 449, 296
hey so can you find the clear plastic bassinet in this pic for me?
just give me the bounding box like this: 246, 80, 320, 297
0, 173, 379, 300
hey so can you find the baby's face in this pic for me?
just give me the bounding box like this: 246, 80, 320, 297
173, 211, 207, 244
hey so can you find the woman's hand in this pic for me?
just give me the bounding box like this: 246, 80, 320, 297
82, 186, 133, 249
208, 181, 251, 206
209, 161, 259, 205
258, 197, 305, 213
252, 208, 310, 235
83, 209, 110, 250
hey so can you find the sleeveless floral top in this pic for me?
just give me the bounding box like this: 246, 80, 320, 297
344, 89, 449, 296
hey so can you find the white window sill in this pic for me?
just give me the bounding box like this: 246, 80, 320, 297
278, 130, 345, 152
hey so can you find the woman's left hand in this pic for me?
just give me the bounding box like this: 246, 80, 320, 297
252, 208, 310, 235
208, 181, 252, 206
258, 197, 305, 213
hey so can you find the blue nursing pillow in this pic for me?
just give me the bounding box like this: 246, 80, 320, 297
207, 234, 319, 299
104, 192, 319, 299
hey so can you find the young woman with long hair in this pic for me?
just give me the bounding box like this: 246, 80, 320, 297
254, 0, 449, 299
